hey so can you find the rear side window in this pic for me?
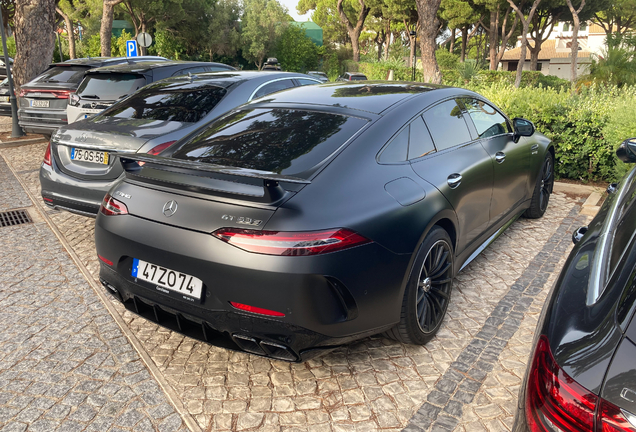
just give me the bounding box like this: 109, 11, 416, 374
30, 66, 89, 84
379, 116, 436, 163
423, 100, 471, 151
253, 80, 295, 99
297, 78, 320, 86
100, 82, 227, 123
170, 108, 368, 177
77, 73, 146, 101
461, 98, 510, 138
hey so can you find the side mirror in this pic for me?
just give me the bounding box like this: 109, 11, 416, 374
616, 138, 636, 163
513, 118, 535, 142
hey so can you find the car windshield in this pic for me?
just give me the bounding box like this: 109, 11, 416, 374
100, 81, 227, 123
30, 66, 89, 84
77, 73, 146, 100
170, 108, 368, 177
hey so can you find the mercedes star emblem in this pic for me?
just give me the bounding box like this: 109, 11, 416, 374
162, 200, 178, 217
79, 133, 88, 142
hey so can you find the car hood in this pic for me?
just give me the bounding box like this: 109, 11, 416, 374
53, 116, 192, 152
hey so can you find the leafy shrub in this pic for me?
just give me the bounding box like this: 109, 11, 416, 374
436, 50, 459, 70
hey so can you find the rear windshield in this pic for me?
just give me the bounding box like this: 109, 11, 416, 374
100, 82, 227, 123
351, 75, 367, 81
170, 108, 368, 177
30, 66, 89, 84
76, 73, 146, 100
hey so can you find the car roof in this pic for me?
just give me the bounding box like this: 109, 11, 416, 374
51, 56, 168, 68
246, 82, 447, 115
153, 71, 319, 88
84, 60, 233, 74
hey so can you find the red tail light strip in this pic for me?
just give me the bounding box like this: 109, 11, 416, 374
230, 301, 285, 317
147, 140, 176, 155
19, 89, 74, 99
526, 335, 636, 432
43, 142, 52, 166
212, 228, 370, 256
98, 255, 114, 266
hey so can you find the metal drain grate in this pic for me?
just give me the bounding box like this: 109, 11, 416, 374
0, 210, 32, 227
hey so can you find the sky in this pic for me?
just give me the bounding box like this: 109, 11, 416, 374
279, 0, 311, 21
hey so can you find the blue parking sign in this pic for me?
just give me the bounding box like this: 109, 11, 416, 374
126, 40, 138, 57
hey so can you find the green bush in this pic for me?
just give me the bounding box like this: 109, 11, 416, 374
436, 50, 459, 70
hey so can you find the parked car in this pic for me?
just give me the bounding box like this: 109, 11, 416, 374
0, 57, 13, 80
67, 60, 236, 124
18, 56, 168, 137
40, 71, 321, 216
0, 78, 11, 116
307, 71, 329, 82
513, 139, 636, 432
93, 82, 553, 361
337, 72, 367, 81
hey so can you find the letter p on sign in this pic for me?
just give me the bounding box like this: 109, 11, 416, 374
126, 40, 138, 57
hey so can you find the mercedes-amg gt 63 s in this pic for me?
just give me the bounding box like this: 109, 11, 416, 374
513, 139, 636, 432
94, 82, 554, 361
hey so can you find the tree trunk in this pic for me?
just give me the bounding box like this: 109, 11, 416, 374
14, 0, 56, 88
488, 10, 498, 70
383, 30, 390, 60
529, 49, 539, 70
566, 0, 585, 85
100, 0, 125, 57
415, 0, 443, 83
56, 7, 75, 59
449, 27, 456, 52
508, 0, 542, 87
337, 0, 370, 62
461, 26, 467, 61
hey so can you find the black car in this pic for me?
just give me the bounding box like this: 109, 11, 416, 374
40, 71, 321, 216
18, 56, 168, 137
513, 139, 636, 432
67, 60, 235, 123
0, 77, 11, 116
94, 82, 553, 361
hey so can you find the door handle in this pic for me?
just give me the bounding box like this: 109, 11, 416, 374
495, 152, 506, 164
447, 173, 462, 189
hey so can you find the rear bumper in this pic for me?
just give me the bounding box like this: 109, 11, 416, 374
18, 107, 66, 135
40, 162, 121, 215
95, 212, 411, 360
67, 105, 102, 124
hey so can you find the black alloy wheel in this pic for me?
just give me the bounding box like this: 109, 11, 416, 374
416, 239, 453, 333
539, 155, 554, 213
387, 226, 454, 345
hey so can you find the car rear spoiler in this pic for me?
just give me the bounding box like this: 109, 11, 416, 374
117, 153, 311, 203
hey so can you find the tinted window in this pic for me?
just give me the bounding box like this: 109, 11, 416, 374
253, 80, 295, 99
379, 127, 408, 163
297, 78, 319, 86
100, 82, 227, 123
77, 73, 146, 100
172, 66, 210, 76
423, 100, 471, 151
408, 116, 436, 159
462, 98, 510, 138
350, 75, 367, 81
170, 108, 368, 177
30, 66, 89, 84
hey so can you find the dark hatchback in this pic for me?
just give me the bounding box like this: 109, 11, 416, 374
17, 56, 168, 136
40, 71, 320, 216
94, 82, 553, 361
513, 139, 636, 432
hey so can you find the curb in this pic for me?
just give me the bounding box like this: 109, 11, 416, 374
0, 153, 204, 432
554, 181, 603, 217
0, 136, 48, 148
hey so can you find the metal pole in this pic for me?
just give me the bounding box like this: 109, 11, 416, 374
56, 31, 63, 62
410, 30, 416, 81
0, 8, 24, 138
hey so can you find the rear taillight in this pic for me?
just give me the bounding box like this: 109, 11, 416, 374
212, 228, 370, 256
43, 142, 52, 166
69, 93, 80, 107
100, 193, 129, 216
18, 89, 73, 99
147, 140, 176, 155
229, 301, 285, 317
526, 336, 636, 432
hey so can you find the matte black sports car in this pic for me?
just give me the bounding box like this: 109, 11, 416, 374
513, 139, 636, 432
95, 82, 554, 361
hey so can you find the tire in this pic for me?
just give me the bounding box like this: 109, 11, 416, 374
386, 226, 454, 345
524, 152, 554, 219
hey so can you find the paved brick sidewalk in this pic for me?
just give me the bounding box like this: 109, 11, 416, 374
0, 157, 189, 432
1, 143, 589, 431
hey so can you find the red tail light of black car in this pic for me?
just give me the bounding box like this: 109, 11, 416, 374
526, 336, 636, 432
100, 193, 128, 216
212, 228, 371, 256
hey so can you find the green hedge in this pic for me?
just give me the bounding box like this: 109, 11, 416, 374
477, 83, 636, 182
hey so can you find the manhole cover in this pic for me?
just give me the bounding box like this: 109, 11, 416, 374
0, 209, 32, 227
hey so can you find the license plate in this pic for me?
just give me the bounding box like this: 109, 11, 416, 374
71, 148, 109, 165
0, 96, 8, 102
30, 100, 49, 108
132, 258, 203, 300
